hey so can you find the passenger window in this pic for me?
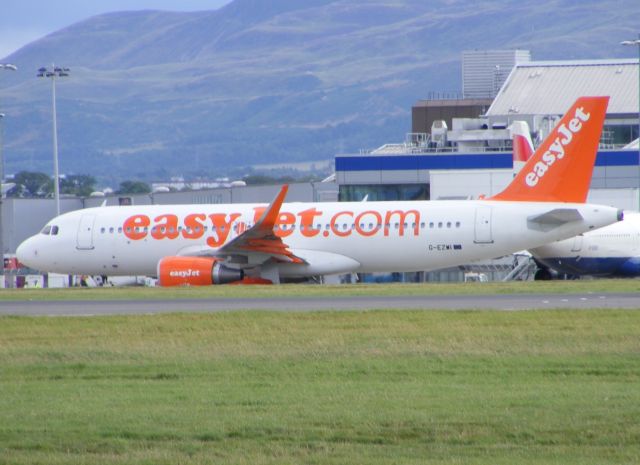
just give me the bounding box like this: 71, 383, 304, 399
100, 227, 106, 234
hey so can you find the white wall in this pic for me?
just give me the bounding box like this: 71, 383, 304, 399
430, 169, 513, 199
587, 188, 640, 211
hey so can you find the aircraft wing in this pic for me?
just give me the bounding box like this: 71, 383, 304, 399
179, 185, 306, 266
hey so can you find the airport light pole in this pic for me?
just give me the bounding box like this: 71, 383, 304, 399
0, 63, 17, 283
0, 112, 4, 282
37, 65, 70, 216
621, 35, 640, 208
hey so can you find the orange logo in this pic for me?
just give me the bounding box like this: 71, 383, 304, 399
524, 106, 591, 187
123, 207, 421, 246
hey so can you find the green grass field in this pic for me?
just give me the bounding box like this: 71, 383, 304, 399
1, 278, 640, 301
1, 308, 639, 464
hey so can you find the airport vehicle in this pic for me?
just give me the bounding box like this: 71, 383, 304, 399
17, 96, 622, 286
530, 211, 640, 279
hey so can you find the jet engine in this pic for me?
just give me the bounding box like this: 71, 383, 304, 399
157, 256, 243, 286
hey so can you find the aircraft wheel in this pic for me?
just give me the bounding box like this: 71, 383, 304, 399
534, 268, 553, 281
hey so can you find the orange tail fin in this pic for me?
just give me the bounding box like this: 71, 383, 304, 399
490, 96, 609, 203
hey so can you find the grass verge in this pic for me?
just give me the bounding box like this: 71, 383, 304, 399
0, 309, 639, 464
1, 279, 640, 301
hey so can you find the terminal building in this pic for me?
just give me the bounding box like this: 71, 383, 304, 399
462, 49, 531, 99
2, 57, 639, 285
337, 59, 640, 209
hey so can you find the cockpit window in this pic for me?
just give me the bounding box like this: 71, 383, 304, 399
39, 225, 59, 235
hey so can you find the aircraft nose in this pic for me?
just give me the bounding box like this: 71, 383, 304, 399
16, 236, 39, 268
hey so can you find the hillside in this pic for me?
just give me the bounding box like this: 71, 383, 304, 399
1, 0, 639, 186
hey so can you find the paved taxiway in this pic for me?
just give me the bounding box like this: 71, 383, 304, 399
0, 293, 639, 316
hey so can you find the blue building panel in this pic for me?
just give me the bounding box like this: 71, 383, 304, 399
379, 156, 419, 170
595, 150, 640, 167
335, 156, 381, 171
336, 150, 640, 172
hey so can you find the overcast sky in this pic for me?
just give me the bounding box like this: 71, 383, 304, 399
0, 0, 232, 59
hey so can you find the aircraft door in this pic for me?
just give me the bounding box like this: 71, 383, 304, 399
571, 235, 583, 252
474, 206, 493, 244
76, 214, 96, 250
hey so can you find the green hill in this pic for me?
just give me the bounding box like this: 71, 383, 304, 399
1, 0, 638, 186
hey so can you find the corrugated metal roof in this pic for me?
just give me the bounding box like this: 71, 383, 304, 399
487, 59, 639, 116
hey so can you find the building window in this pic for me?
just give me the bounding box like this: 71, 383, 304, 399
339, 184, 429, 201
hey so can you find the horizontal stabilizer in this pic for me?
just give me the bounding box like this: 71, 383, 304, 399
528, 208, 583, 226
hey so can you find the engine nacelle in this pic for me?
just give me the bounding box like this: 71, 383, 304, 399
157, 256, 243, 286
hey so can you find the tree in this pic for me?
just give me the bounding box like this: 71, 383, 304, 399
60, 174, 97, 197
242, 174, 296, 185
7, 171, 52, 198
117, 180, 151, 194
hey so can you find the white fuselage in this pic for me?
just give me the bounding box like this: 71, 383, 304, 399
17, 199, 621, 279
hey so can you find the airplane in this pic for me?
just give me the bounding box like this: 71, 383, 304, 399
16, 96, 623, 286
529, 211, 640, 279
508, 115, 640, 279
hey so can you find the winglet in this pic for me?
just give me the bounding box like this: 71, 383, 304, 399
490, 96, 609, 203
256, 185, 288, 231
218, 184, 306, 264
